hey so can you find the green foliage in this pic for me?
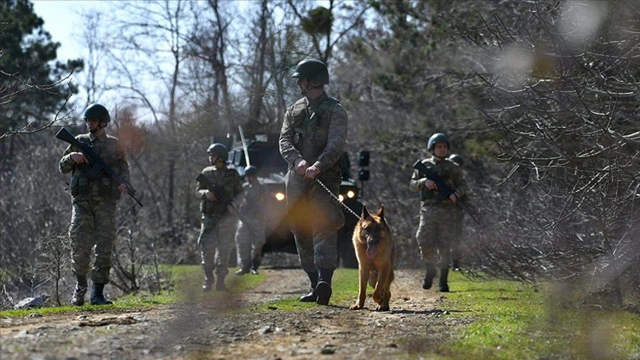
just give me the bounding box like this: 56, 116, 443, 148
0, 0, 82, 135
301, 6, 333, 36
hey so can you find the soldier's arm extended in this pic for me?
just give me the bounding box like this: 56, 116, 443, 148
279, 108, 303, 167
313, 103, 347, 171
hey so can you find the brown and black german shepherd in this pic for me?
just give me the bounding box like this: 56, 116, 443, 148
349, 205, 395, 311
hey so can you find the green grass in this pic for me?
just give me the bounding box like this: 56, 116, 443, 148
0, 265, 265, 318
441, 272, 640, 360
260, 269, 639, 359
2, 267, 638, 360
258, 268, 360, 311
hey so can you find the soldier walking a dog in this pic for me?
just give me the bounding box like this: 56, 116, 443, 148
234, 166, 267, 275
410, 133, 467, 292
59, 104, 131, 306
279, 58, 348, 306
195, 143, 243, 292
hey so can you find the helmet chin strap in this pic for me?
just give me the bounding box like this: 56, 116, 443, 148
90, 122, 107, 134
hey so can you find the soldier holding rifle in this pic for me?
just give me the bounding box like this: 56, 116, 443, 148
58, 104, 132, 306
410, 133, 468, 293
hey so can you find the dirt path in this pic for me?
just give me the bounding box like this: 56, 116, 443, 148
1, 269, 469, 359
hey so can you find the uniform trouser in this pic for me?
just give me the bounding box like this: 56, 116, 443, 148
450, 208, 464, 261
235, 218, 266, 270
198, 213, 238, 276
69, 200, 117, 284
286, 171, 345, 273
415, 204, 459, 267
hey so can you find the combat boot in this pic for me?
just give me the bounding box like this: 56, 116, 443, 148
422, 263, 437, 290
451, 259, 461, 272
316, 268, 334, 306
202, 269, 214, 292
90, 283, 113, 305
216, 273, 229, 292
235, 266, 250, 276
299, 271, 318, 302
71, 275, 88, 306
250, 257, 261, 275
439, 267, 450, 293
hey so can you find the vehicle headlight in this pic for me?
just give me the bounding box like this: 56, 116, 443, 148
346, 190, 356, 199
338, 194, 344, 202
275, 192, 285, 201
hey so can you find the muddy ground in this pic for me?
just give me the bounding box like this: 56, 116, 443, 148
1, 268, 471, 359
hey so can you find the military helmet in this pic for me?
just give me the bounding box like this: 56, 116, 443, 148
292, 58, 329, 85
83, 103, 110, 123
244, 166, 258, 177
448, 154, 464, 166
427, 133, 450, 151
207, 143, 229, 161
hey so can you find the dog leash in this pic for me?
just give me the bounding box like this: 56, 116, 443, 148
315, 178, 361, 220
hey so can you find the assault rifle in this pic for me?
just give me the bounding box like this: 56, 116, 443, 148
195, 173, 258, 234
413, 160, 480, 225
56, 127, 143, 207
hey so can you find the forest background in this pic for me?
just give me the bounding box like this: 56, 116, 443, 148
1, 0, 638, 310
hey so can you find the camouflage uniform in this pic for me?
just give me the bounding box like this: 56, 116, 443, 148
196, 165, 243, 278
450, 194, 465, 267
234, 180, 267, 272
279, 93, 347, 274
59, 131, 129, 285
410, 156, 467, 267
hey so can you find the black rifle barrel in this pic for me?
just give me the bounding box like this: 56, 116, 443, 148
412, 160, 480, 225
56, 127, 143, 207
194, 173, 258, 234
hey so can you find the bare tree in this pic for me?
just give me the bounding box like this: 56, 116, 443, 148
108, 0, 191, 226
35, 234, 70, 306
456, 0, 640, 305
76, 9, 110, 106
246, 0, 270, 130
184, 0, 237, 134
0, 71, 75, 141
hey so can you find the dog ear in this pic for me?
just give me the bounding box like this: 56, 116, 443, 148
361, 205, 370, 219
376, 205, 384, 220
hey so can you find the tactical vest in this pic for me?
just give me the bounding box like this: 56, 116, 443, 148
418, 158, 458, 205
69, 134, 121, 201
288, 95, 341, 174
199, 167, 241, 216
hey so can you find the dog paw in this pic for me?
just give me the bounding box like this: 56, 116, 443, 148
372, 294, 382, 304
375, 305, 390, 312
349, 304, 363, 310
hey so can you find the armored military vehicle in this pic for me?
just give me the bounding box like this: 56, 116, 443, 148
225, 133, 363, 268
